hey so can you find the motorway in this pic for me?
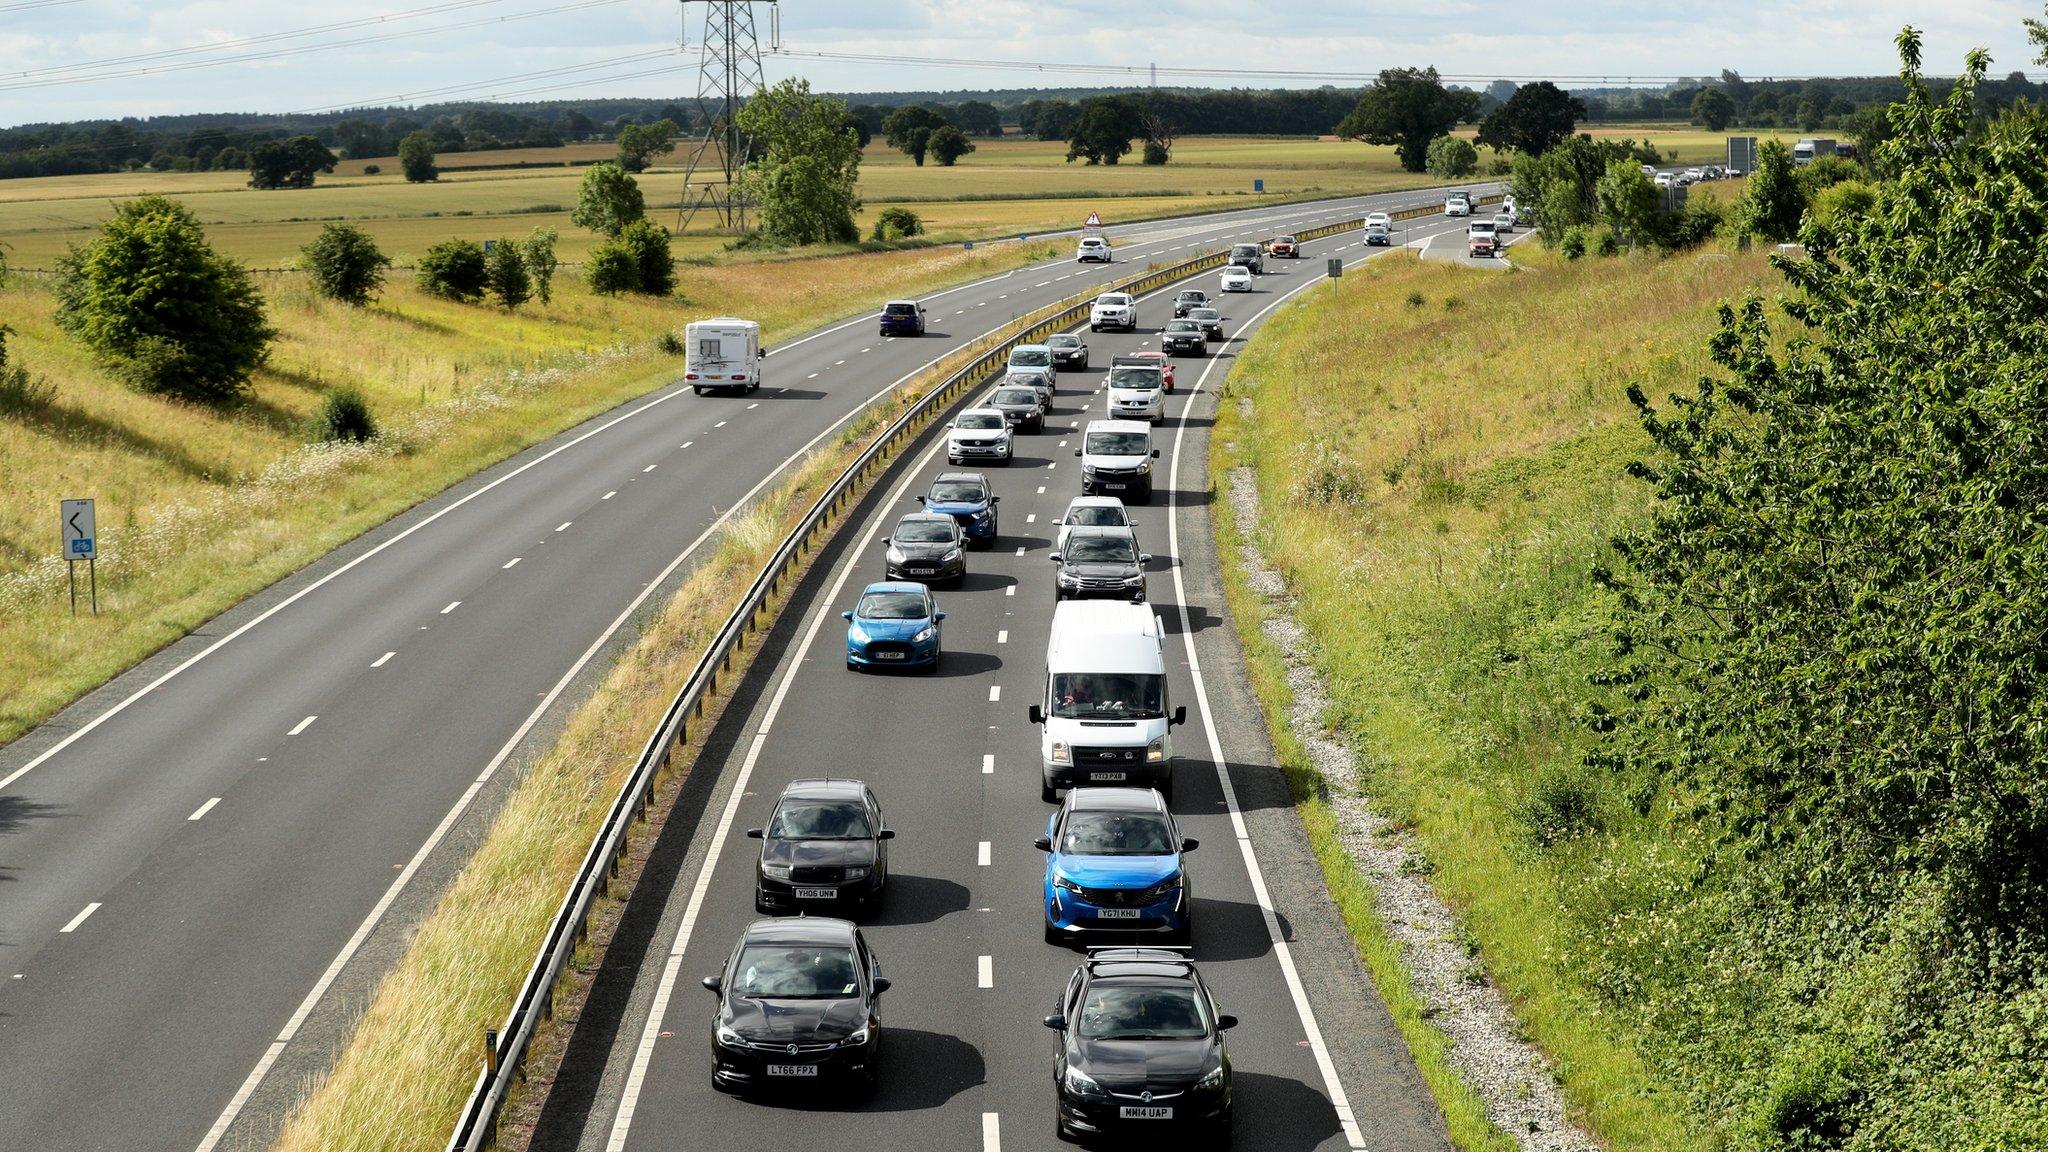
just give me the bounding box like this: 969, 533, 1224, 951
0, 187, 1487, 1151
529, 211, 1484, 1152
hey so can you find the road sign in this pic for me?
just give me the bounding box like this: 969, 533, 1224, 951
1254, 178, 1265, 192
61, 498, 96, 560
1084, 211, 1101, 228
1327, 258, 1343, 278
1727, 136, 1757, 175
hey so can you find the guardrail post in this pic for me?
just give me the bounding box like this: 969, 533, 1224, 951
485, 1028, 500, 1075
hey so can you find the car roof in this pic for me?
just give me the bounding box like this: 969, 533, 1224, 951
861, 580, 930, 596
1065, 495, 1127, 510
1068, 785, 1166, 813
935, 470, 989, 484
782, 777, 870, 802
898, 511, 958, 527
959, 406, 1006, 418
1064, 524, 1136, 542
1085, 419, 1152, 434
1189, 307, 1220, 315
742, 916, 859, 945
884, 299, 919, 307
1011, 343, 1051, 353
990, 386, 1037, 399
1166, 318, 1201, 327
1047, 333, 1081, 342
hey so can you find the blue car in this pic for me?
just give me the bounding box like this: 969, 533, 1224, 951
919, 472, 1000, 548
1036, 787, 1195, 947
843, 582, 945, 671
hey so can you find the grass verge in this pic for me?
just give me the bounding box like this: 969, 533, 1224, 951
1208, 244, 1778, 1151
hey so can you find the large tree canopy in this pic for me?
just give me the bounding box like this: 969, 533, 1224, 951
736, 77, 862, 245
882, 105, 948, 166
1336, 67, 1480, 172
1066, 95, 1145, 165
1476, 81, 1585, 156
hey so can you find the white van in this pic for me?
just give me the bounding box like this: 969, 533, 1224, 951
1075, 419, 1160, 503
683, 317, 762, 396
1029, 601, 1187, 802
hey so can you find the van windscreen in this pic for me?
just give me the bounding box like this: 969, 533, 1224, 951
1050, 673, 1164, 720
1085, 431, 1149, 456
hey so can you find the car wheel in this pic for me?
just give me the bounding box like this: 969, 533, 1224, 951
1044, 921, 1064, 947
847, 659, 859, 672
925, 649, 940, 674
1056, 1114, 1079, 1143
1042, 780, 1060, 804
692, 386, 704, 396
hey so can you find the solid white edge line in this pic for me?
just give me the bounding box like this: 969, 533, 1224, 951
60, 903, 101, 933
1163, 236, 1417, 1152
604, 401, 958, 1152
189, 797, 221, 821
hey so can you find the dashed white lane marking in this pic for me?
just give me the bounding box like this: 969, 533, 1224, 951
503, 557, 521, 569
1025, 514, 1036, 524
288, 715, 317, 736
681, 442, 693, 449
602, 491, 616, 500
188, 797, 221, 821
834, 360, 846, 366
642, 464, 658, 473
1036, 281, 1051, 287
714, 421, 728, 428
997, 630, 1008, 644
988, 685, 1001, 702
978, 955, 994, 988
982, 754, 995, 774
1014, 546, 1025, 556
859, 347, 872, 354
556, 521, 572, 532
60, 903, 101, 933
747, 402, 760, 410
1047, 462, 1057, 470
1005, 586, 1016, 597
1037, 486, 1046, 494
371, 651, 394, 668
441, 601, 461, 615
1058, 441, 1067, 447
983, 1112, 1001, 1152
808, 372, 820, 379
978, 841, 991, 866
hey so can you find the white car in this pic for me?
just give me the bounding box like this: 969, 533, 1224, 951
1493, 209, 1516, 233
1052, 495, 1137, 556
1640, 163, 1656, 177
1089, 292, 1136, 332
1654, 172, 1674, 187
1365, 211, 1392, 230
1076, 236, 1113, 263
1445, 196, 1471, 217
947, 408, 1013, 465
1681, 167, 1705, 184
1219, 265, 1254, 293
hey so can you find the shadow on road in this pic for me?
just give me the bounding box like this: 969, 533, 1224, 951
865, 872, 972, 927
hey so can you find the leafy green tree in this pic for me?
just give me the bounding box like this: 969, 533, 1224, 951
1023, 99, 1079, 142
871, 206, 922, 241
735, 78, 863, 246
247, 135, 337, 189
1691, 87, 1736, 131
519, 226, 558, 304
1510, 134, 1652, 244
1594, 158, 1658, 244
614, 118, 679, 173
485, 239, 530, 308
397, 131, 437, 183
1735, 138, 1805, 240
954, 100, 1003, 137
54, 195, 274, 402
301, 223, 391, 306
929, 125, 975, 167
882, 106, 948, 166
1476, 81, 1584, 156
841, 111, 871, 148
1338, 67, 1481, 172
213, 146, 247, 170
1424, 134, 1478, 178
1065, 96, 1145, 165
584, 242, 639, 295
570, 162, 645, 237
414, 239, 488, 302
621, 220, 675, 296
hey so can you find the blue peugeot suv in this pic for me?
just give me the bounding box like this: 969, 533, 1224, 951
918, 472, 1000, 548
1036, 787, 1195, 947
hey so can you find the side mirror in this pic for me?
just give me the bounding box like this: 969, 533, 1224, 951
913, 496, 926, 505
1150, 448, 1161, 459
701, 975, 723, 993
1073, 449, 1082, 458
1052, 518, 1064, 526
1171, 705, 1188, 727
1033, 836, 1053, 852
1139, 554, 1153, 565
1048, 553, 1062, 563
991, 496, 1001, 504
878, 828, 897, 840
872, 976, 892, 995
1181, 837, 1200, 852
841, 610, 854, 620
1029, 704, 1046, 725
1044, 1013, 1067, 1030
934, 611, 947, 621
745, 828, 764, 839
1216, 1014, 1238, 1031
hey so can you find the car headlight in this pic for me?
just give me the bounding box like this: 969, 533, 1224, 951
913, 625, 937, 644
1082, 464, 1099, 475
842, 1026, 870, 1047
1063, 1066, 1108, 1099
885, 546, 905, 564
1124, 574, 1146, 587
1058, 570, 1081, 585
761, 862, 794, 881
843, 866, 869, 880
1197, 1064, 1225, 1091
941, 548, 961, 562
716, 1025, 746, 1048
1050, 740, 1071, 764
1054, 874, 1085, 895
1147, 736, 1166, 762
1140, 873, 1183, 902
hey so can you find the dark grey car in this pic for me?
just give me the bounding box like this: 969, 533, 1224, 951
1172, 289, 1209, 318
1047, 948, 1234, 1143
987, 386, 1046, 433
1187, 307, 1225, 341
748, 778, 894, 915
1001, 368, 1056, 413
1051, 525, 1149, 602
1048, 333, 1090, 369
1161, 319, 1206, 356
884, 513, 967, 585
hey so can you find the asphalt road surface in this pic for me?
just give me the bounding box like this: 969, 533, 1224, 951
0, 189, 1490, 1152
530, 213, 1482, 1152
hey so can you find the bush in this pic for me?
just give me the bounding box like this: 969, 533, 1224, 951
1513, 767, 1604, 847
655, 330, 685, 356
621, 219, 675, 296
398, 131, 437, 183
1425, 134, 1479, 178
313, 386, 377, 443
53, 195, 273, 403
362, 164, 381, 175
1807, 180, 1877, 236
485, 239, 530, 309
0, 325, 56, 415
871, 206, 923, 242
414, 239, 488, 302
1142, 141, 1170, 165
1593, 229, 1621, 257
1559, 227, 1588, 259
928, 125, 975, 167
301, 223, 391, 306
519, 226, 559, 304
585, 241, 640, 295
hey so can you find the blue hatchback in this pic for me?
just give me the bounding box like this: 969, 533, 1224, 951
843, 582, 944, 671
919, 472, 1000, 548
1036, 787, 1195, 946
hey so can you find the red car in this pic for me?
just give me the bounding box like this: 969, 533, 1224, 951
1269, 235, 1299, 258
1123, 350, 1176, 392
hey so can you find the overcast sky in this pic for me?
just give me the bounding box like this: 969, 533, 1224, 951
1, 0, 2040, 127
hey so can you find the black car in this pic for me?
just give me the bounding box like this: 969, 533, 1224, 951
1161, 319, 1206, 357
1171, 289, 1209, 318
703, 917, 889, 1096
1052, 526, 1148, 602
1047, 948, 1235, 1143
749, 778, 894, 914
1048, 332, 1090, 369
1002, 368, 1056, 414
987, 385, 1046, 433
1187, 307, 1225, 341
1227, 243, 1264, 274
883, 513, 967, 584
878, 299, 927, 337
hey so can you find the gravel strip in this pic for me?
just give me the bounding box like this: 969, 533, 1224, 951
1226, 464, 1596, 1152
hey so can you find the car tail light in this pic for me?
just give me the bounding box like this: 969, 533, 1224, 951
684, 373, 698, 380
733, 374, 747, 381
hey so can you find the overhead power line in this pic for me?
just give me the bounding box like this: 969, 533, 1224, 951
0, 0, 85, 13
292, 47, 679, 113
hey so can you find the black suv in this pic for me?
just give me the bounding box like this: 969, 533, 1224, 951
703, 917, 889, 1096
1172, 289, 1209, 318
1227, 243, 1264, 274
748, 778, 894, 914
1051, 526, 1149, 603
1046, 948, 1235, 1143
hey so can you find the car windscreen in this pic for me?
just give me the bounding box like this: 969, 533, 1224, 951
1067, 506, 1127, 528
1085, 431, 1149, 456
1048, 335, 1081, 348
1107, 368, 1161, 391
769, 799, 874, 840
1065, 536, 1136, 563
1050, 672, 1164, 720
992, 388, 1038, 407
732, 944, 860, 999
1189, 309, 1220, 321
857, 591, 929, 620
895, 519, 955, 543
1096, 295, 1131, 307
1005, 371, 1046, 387
1010, 349, 1051, 367
1166, 322, 1201, 333
928, 481, 986, 503
1177, 291, 1204, 301
883, 303, 917, 315
1277, 235, 1296, 243
957, 412, 1004, 430
1077, 985, 1208, 1039
1061, 810, 1175, 856
1231, 245, 1257, 257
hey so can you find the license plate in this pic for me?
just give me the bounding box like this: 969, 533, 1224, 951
875, 650, 906, 660
767, 1064, 819, 1077
909, 567, 934, 575
1118, 1105, 1172, 1119
1102, 482, 1127, 491
1097, 908, 1141, 920
1089, 772, 1127, 782
794, 887, 838, 899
